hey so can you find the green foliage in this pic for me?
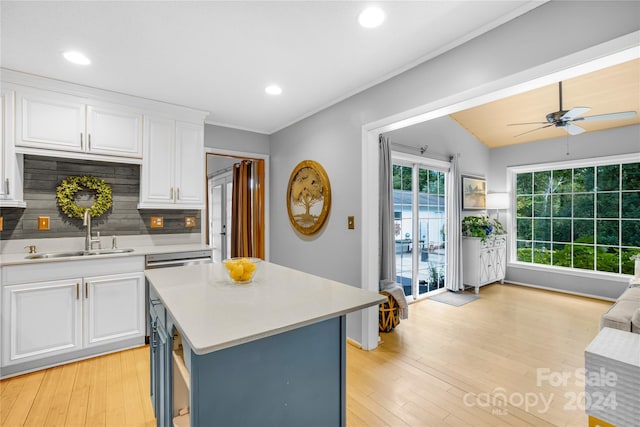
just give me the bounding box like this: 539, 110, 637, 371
56, 176, 112, 219
462, 215, 506, 242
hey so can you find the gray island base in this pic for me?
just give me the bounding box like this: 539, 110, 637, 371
145, 261, 385, 427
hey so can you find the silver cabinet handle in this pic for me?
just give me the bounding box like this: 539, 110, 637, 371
88, 134, 91, 150
169, 187, 174, 200
176, 188, 180, 200
76, 283, 80, 300
5, 178, 9, 195
80, 133, 84, 150
85, 282, 88, 299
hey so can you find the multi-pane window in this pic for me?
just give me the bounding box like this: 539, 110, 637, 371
514, 160, 640, 274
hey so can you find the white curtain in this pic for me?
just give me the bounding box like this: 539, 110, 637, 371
446, 153, 464, 291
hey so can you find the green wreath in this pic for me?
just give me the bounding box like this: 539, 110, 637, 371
56, 176, 112, 219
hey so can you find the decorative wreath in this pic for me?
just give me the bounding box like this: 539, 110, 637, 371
56, 176, 112, 219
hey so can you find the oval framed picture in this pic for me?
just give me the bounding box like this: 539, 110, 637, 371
287, 160, 332, 235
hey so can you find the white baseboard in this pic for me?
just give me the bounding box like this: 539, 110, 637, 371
505, 280, 616, 302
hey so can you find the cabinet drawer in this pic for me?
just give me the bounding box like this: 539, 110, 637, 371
2, 256, 144, 286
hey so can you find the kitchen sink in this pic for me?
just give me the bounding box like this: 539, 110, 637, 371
26, 248, 134, 259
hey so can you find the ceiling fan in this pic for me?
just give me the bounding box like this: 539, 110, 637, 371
509, 81, 637, 137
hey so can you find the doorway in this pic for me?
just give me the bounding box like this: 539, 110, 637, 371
205, 150, 269, 262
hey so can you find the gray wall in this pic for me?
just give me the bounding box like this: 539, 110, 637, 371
204, 123, 270, 155
383, 115, 490, 178
489, 124, 640, 299
0, 155, 200, 240
269, 1, 640, 343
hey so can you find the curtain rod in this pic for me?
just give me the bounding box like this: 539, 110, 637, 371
391, 142, 428, 155
390, 142, 452, 162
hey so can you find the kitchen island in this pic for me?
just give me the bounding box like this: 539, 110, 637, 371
145, 261, 385, 427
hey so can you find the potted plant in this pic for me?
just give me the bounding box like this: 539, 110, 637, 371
462, 215, 506, 242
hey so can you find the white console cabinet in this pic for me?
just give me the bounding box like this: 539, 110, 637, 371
14, 86, 143, 161
1, 88, 26, 207
138, 116, 204, 209
462, 235, 506, 294
1, 256, 145, 377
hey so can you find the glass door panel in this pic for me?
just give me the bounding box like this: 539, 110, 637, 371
393, 161, 447, 299
393, 165, 413, 298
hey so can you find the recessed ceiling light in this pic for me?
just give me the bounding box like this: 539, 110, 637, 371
265, 85, 282, 95
358, 7, 385, 28
63, 51, 91, 65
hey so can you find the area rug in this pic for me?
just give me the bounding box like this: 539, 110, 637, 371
429, 291, 479, 307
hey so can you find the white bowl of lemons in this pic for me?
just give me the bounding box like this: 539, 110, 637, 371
223, 257, 261, 284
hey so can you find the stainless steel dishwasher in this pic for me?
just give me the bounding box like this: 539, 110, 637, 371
145, 249, 213, 341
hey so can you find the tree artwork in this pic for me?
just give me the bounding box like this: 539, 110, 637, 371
290, 167, 324, 226
287, 160, 332, 235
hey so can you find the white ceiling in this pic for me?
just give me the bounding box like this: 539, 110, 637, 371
0, 1, 543, 134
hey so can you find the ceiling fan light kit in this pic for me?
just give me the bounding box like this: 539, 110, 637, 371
510, 81, 637, 137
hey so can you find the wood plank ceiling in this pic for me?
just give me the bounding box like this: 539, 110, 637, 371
450, 58, 640, 148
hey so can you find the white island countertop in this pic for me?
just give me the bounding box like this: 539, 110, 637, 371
146, 261, 386, 355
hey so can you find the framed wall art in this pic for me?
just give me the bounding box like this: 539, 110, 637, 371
461, 175, 486, 210
287, 160, 331, 235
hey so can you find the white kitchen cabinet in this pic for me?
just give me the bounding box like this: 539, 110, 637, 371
0, 89, 26, 207
1, 256, 145, 376
2, 279, 82, 364
462, 235, 507, 294
139, 116, 204, 209
84, 272, 145, 348
14, 86, 142, 161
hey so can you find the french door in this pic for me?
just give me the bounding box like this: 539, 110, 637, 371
393, 155, 448, 300
209, 173, 232, 262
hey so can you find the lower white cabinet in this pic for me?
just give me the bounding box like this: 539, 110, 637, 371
3, 279, 82, 363
0, 256, 145, 375
462, 235, 507, 294
84, 272, 145, 348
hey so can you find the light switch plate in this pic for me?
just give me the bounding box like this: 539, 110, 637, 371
38, 216, 50, 231
184, 216, 197, 228
348, 216, 355, 230
150, 216, 164, 228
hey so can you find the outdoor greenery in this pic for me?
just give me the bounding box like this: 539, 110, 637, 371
515, 161, 640, 274
392, 164, 445, 194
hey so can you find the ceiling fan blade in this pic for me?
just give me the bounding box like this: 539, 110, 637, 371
514, 124, 553, 137
561, 107, 590, 121
575, 111, 637, 122
507, 122, 549, 126
565, 123, 585, 135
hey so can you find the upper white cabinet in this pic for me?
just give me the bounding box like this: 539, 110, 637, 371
15, 86, 143, 161
0, 88, 26, 207
139, 116, 204, 209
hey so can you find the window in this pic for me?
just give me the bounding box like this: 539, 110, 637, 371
512, 156, 640, 275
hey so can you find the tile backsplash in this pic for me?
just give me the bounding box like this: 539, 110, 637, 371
0, 155, 201, 240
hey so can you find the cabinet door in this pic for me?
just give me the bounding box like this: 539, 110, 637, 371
83, 272, 145, 347
174, 121, 204, 206
16, 88, 85, 152
1, 89, 26, 206
140, 116, 175, 205
479, 249, 493, 284
86, 104, 142, 158
2, 279, 82, 365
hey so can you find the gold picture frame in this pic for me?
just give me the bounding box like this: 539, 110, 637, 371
287, 160, 332, 235
462, 175, 486, 210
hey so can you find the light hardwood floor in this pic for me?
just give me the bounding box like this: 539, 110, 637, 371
0, 283, 611, 426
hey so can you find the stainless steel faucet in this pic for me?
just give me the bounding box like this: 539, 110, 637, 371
83, 209, 101, 251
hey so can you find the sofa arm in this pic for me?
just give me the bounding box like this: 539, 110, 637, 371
632, 308, 640, 334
